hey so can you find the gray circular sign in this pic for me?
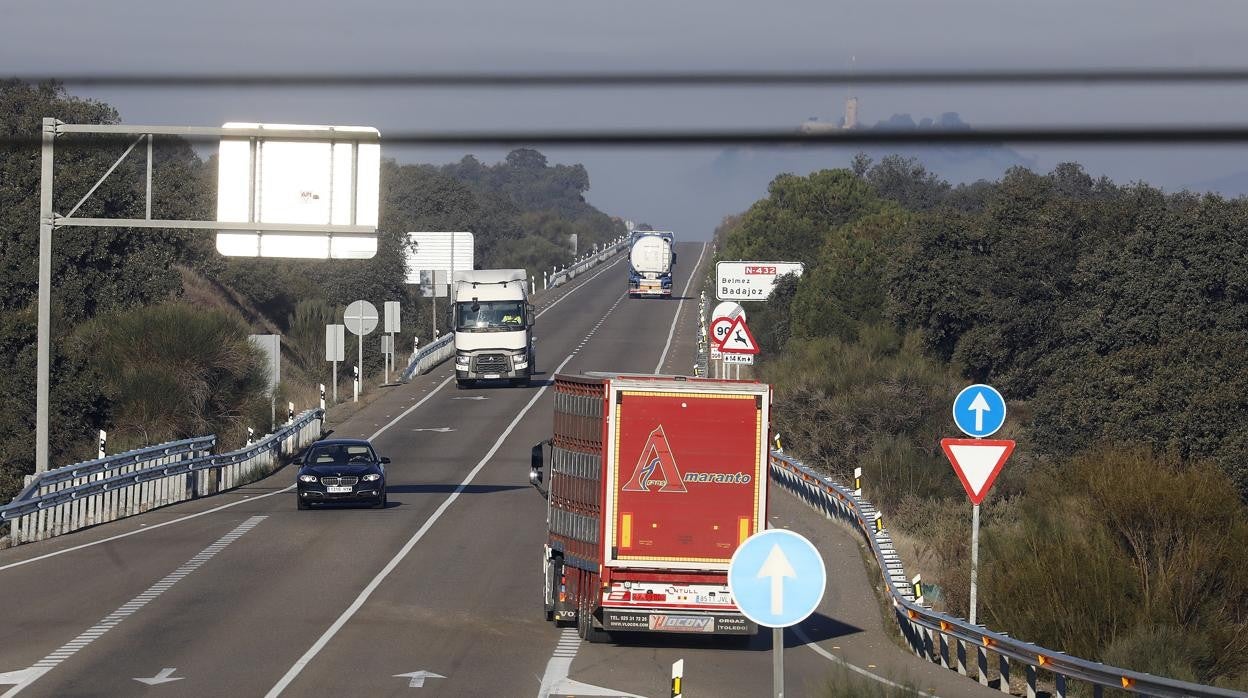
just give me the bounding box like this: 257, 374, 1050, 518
344, 300, 379, 336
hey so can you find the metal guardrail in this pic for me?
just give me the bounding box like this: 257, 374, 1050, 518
400, 237, 629, 382
401, 332, 454, 382
768, 451, 1248, 698
1, 410, 323, 545
549, 236, 628, 288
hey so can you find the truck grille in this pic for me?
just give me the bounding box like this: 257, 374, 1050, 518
473, 354, 509, 373
320, 476, 359, 487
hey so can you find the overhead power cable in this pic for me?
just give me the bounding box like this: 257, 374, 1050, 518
11, 125, 1248, 147
9, 68, 1248, 88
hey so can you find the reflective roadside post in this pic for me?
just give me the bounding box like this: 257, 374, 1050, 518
353, 365, 360, 403
97, 430, 106, 459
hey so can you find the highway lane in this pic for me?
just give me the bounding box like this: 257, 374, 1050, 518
0, 251, 632, 697
0, 240, 1003, 698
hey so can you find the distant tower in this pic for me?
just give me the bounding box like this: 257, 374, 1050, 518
843, 55, 859, 129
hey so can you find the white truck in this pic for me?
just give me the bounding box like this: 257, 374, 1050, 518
628, 231, 675, 298
452, 269, 535, 388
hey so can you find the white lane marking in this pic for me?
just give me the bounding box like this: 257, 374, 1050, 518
536, 627, 640, 698
134, 667, 184, 685
266, 298, 628, 697
0, 490, 291, 574
393, 670, 445, 688
0, 252, 624, 575
0, 516, 266, 696
794, 626, 936, 697
654, 242, 709, 374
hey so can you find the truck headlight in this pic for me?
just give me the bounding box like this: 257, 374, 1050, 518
455, 353, 470, 367
298, 474, 318, 483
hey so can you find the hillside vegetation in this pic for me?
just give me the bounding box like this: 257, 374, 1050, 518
716, 155, 1248, 688
0, 81, 623, 500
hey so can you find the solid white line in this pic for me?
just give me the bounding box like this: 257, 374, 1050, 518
654, 242, 708, 374
0, 488, 292, 573
793, 626, 936, 698
2, 516, 267, 697
0, 253, 626, 576
266, 323, 619, 696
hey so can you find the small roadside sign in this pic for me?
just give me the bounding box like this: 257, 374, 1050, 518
719, 317, 759, 354
940, 438, 1015, 505
952, 384, 1006, 438
723, 353, 754, 365
728, 529, 826, 628
710, 317, 735, 348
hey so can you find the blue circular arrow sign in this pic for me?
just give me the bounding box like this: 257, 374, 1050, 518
952, 383, 1007, 438
728, 529, 826, 628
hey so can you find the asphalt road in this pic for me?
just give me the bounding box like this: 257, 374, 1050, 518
0, 243, 1000, 698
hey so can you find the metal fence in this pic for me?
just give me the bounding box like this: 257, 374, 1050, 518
548, 236, 629, 288
768, 451, 1247, 698
1, 410, 323, 545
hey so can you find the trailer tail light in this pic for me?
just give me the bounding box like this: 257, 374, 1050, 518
559, 573, 567, 604
738, 517, 750, 545
621, 513, 633, 548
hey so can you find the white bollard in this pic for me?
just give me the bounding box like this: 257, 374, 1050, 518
97, 429, 106, 459
247, 427, 254, 445
353, 365, 360, 403
319, 384, 326, 411
288, 402, 295, 423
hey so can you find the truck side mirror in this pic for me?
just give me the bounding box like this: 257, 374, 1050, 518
526, 304, 536, 328
529, 443, 544, 485
530, 441, 549, 497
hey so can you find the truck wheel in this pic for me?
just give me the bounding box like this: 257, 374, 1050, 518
456, 379, 470, 390
577, 599, 610, 644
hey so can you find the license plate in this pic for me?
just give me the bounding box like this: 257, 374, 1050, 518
483, 374, 500, 379
326, 486, 352, 493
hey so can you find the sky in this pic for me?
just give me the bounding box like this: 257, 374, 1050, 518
5, 0, 1248, 238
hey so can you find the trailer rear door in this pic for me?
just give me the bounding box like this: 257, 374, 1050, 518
603, 379, 769, 570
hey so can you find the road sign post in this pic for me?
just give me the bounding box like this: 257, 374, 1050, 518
344, 300, 379, 395
729, 529, 827, 698
945, 383, 1013, 626
325, 324, 345, 404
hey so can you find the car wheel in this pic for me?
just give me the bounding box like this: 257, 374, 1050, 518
373, 492, 387, 509
297, 497, 310, 510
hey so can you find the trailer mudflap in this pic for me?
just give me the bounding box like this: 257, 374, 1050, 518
601, 609, 755, 635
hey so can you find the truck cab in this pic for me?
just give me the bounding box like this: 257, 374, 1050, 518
452, 269, 535, 387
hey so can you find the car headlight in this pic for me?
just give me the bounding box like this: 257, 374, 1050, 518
361, 473, 382, 482
298, 474, 318, 483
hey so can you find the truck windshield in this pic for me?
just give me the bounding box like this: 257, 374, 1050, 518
456, 301, 526, 332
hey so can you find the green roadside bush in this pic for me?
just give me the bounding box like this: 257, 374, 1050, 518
80, 303, 270, 452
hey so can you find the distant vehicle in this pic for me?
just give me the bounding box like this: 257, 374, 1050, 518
452, 269, 535, 388
628, 231, 675, 298
529, 373, 772, 641
295, 438, 389, 510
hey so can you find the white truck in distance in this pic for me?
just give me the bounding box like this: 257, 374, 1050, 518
628, 231, 675, 298
452, 269, 535, 388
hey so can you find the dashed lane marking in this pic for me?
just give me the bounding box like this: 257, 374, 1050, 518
0, 516, 267, 696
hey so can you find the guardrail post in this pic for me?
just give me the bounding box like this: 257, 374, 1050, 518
1025, 663, 1038, 698
939, 632, 950, 669
957, 638, 968, 676
999, 654, 1011, 693
978, 645, 989, 685
1054, 673, 1067, 698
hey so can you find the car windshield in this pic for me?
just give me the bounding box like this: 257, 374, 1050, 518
456, 300, 526, 332
305, 444, 376, 466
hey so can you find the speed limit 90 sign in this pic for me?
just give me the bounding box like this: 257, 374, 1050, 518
710, 317, 734, 347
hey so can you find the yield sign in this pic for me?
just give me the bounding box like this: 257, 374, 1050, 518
940, 438, 1015, 505
720, 317, 759, 354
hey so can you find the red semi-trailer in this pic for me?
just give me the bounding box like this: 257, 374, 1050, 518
529, 373, 771, 641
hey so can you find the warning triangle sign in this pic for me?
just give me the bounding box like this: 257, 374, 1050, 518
720, 316, 759, 354
940, 438, 1014, 505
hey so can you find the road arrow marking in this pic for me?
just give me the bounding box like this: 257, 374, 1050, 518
393, 671, 445, 688
968, 391, 991, 432
758, 543, 797, 614
0, 667, 50, 686
411, 427, 455, 433
451, 396, 488, 400
134, 668, 183, 685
